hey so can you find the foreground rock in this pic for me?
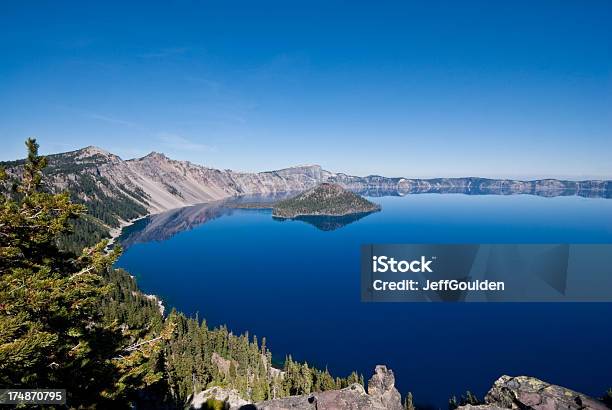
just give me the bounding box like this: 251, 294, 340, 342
367, 365, 404, 410
190, 386, 249, 409
254, 365, 402, 410
189, 371, 609, 410
458, 375, 608, 410
272, 183, 381, 219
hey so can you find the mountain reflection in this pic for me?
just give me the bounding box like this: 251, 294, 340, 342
118, 183, 611, 248
355, 186, 612, 198
118, 202, 230, 249
118, 193, 298, 249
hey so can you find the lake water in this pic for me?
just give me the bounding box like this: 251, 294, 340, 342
116, 194, 612, 407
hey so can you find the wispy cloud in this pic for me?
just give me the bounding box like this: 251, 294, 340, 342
185, 75, 222, 93
138, 47, 189, 59
86, 113, 137, 127
55, 105, 138, 128
157, 133, 216, 153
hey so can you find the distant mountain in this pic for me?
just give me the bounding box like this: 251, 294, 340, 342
2, 146, 610, 250
272, 183, 380, 218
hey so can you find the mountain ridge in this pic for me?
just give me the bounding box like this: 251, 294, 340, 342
2, 145, 611, 251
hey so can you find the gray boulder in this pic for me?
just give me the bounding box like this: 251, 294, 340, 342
466, 375, 609, 410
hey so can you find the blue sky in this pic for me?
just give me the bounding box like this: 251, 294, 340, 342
1, 1, 610, 179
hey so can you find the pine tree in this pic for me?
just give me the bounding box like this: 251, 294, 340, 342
404, 391, 415, 410
0, 138, 167, 407
603, 388, 612, 408
449, 395, 458, 410
464, 391, 480, 405
347, 370, 359, 385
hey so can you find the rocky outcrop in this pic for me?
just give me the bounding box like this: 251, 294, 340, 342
184, 370, 609, 410
252, 365, 403, 410
189, 386, 249, 409
458, 375, 608, 410
367, 365, 403, 410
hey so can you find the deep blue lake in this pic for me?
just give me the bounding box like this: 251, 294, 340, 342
116, 194, 612, 408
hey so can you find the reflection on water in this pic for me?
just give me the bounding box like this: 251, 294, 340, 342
355, 184, 612, 198
273, 211, 378, 231
119, 193, 299, 248
120, 186, 612, 248
120, 200, 380, 247
119, 202, 229, 248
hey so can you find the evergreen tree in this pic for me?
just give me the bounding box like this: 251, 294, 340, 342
0, 139, 166, 407
449, 395, 458, 410
602, 388, 611, 408
404, 391, 415, 410
464, 391, 480, 405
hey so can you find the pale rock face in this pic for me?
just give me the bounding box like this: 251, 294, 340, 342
189, 386, 249, 410
367, 365, 404, 410
106, 153, 330, 214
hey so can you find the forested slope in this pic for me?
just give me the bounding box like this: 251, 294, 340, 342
0, 139, 362, 409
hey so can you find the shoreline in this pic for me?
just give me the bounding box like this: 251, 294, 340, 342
109, 214, 166, 317
106, 214, 148, 249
